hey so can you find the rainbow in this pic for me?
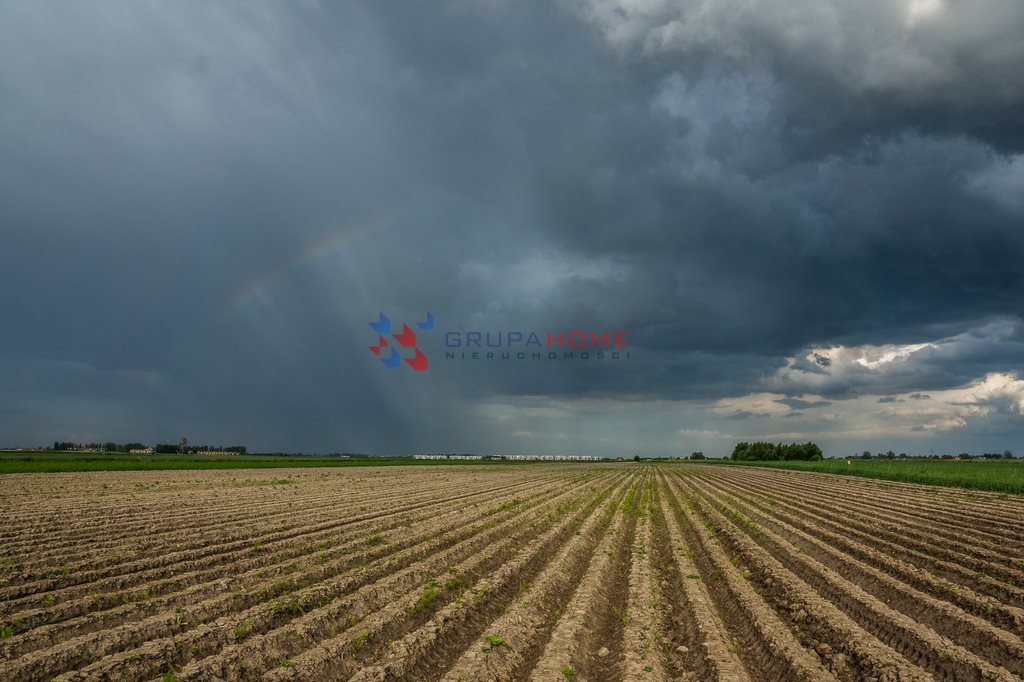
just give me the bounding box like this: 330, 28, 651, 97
226, 216, 391, 310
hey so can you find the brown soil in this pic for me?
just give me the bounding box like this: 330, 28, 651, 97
0, 463, 1021, 682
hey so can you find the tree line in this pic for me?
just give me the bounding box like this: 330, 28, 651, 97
855, 450, 1014, 459
52, 442, 246, 454
731, 441, 824, 461
53, 441, 148, 453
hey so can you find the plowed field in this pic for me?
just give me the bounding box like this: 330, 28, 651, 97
1, 464, 1022, 681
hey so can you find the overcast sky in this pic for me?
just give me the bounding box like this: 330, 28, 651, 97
2, 1, 1023, 457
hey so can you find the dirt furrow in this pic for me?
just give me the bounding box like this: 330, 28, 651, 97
679, 474, 1013, 682
660, 475, 833, 682
1, 475, 564, 628
0, 476, 550, 603
560, 479, 641, 682
742, 472, 1024, 578
7, 476, 605, 682
649, 474, 749, 682
619, 479, 670, 682
720, 467, 1024, 534
688, 472, 1024, 676
0, 470, 562, 584
700, 470, 1024, 608
255, 476, 628, 682
525, 478, 634, 681
698, 469, 1024, 641
718, 468, 1024, 558
425, 480, 636, 681
0, 477, 569, 660
0, 480, 417, 561
156, 474, 620, 680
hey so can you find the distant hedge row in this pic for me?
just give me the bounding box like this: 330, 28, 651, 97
731, 441, 823, 461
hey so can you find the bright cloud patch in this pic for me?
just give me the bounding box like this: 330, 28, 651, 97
768, 318, 1024, 397
578, 0, 1024, 99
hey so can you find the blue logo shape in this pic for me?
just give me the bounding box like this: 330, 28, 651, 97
370, 312, 392, 335
381, 348, 402, 367
417, 312, 435, 330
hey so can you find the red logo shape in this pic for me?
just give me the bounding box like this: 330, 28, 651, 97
405, 348, 428, 371
393, 324, 417, 347
369, 335, 388, 355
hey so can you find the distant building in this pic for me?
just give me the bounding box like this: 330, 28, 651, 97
412, 454, 601, 462
506, 454, 602, 461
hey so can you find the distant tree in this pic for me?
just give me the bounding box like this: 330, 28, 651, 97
798, 442, 824, 461
732, 442, 779, 461
862, 451, 872, 459
633, 455, 641, 462
690, 451, 706, 460
1005, 450, 1014, 459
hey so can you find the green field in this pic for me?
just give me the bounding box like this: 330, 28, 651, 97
6, 452, 1022, 495
0, 451, 518, 474
696, 458, 1024, 495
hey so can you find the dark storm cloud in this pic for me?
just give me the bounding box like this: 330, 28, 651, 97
777, 398, 831, 410
1, 0, 1022, 453
576, 0, 1024, 150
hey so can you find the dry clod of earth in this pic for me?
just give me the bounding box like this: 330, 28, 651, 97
0, 463, 1022, 681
